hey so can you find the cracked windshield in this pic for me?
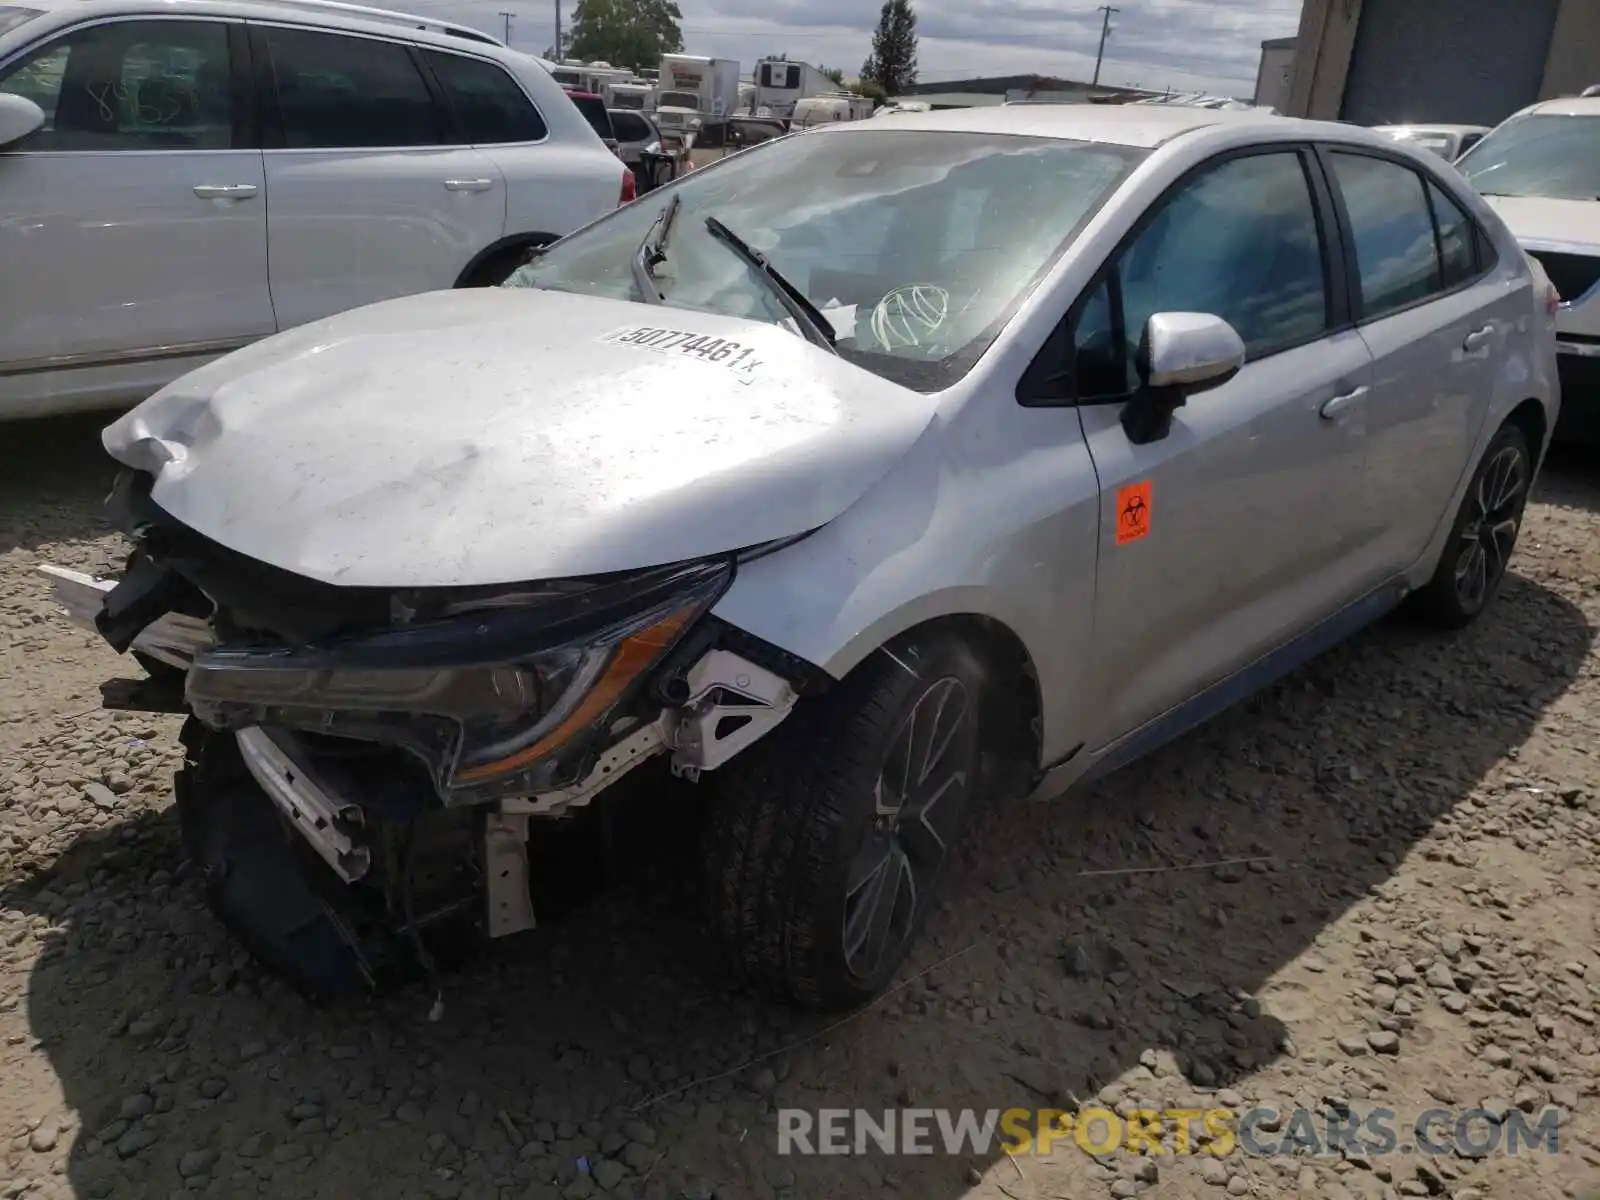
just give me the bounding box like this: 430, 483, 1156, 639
506, 130, 1138, 388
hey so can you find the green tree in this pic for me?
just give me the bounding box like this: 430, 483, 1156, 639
852, 77, 887, 105
566, 0, 683, 72
860, 0, 917, 95
819, 65, 846, 86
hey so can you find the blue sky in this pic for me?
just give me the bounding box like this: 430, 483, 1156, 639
404, 0, 1305, 97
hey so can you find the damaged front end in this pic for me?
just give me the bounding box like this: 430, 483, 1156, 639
43, 468, 814, 997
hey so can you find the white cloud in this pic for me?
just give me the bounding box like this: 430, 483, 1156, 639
406, 0, 1303, 97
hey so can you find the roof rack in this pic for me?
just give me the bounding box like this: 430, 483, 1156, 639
252, 0, 504, 44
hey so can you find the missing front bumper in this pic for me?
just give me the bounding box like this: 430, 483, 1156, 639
37, 565, 213, 669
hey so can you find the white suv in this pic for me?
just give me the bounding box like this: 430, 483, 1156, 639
0, 0, 630, 420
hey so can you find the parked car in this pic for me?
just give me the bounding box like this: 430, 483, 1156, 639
1457, 96, 1600, 443
1371, 123, 1489, 161
0, 0, 631, 421
611, 107, 662, 171
43, 104, 1557, 1011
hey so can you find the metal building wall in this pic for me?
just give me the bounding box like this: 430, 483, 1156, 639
1337, 0, 1559, 126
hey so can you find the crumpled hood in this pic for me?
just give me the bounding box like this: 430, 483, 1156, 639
1482, 195, 1600, 247
104, 288, 937, 588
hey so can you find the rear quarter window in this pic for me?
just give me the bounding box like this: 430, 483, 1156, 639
422, 50, 546, 144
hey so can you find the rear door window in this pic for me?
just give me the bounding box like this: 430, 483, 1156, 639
421, 49, 546, 144
609, 109, 651, 142
1327, 151, 1447, 317
263, 26, 445, 148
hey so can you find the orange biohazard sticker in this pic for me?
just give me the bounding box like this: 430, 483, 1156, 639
1115, 481, 1152, 545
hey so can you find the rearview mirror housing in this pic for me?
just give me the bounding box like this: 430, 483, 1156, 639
1122, 312, 1246, 445
0, 93, 45, 151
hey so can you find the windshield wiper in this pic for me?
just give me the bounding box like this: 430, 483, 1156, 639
631, 193, 682, 305
703, 216, 838, 353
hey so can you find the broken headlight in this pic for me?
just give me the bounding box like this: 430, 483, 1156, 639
185, 560, 730, 804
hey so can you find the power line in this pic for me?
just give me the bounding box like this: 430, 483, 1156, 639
496, 8, 513, 41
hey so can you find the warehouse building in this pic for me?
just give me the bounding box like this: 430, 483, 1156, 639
1283, 0, 1600, 127
1254, 36, 1295, 111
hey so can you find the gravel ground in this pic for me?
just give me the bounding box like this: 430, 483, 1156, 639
2, 414, 1600, 1200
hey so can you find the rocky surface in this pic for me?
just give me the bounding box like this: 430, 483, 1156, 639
0, 415, 1597, 1199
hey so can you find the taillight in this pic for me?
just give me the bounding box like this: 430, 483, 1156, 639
619, 168, 636, 205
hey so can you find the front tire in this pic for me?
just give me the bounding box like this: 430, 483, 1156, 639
175, 720, 417, 1000
1411, 422, 1533, 629
703, 632, 985, 1010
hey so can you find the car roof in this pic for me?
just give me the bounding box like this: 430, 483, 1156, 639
8, 0, 543, 61
1521, 96, 1600, 118
808, 102, 1360, 150
1373, 123, 1489, 135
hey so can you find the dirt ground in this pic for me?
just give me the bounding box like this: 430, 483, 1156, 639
1, 414, 1599, 1200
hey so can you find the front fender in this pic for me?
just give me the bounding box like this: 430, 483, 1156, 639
710, 405, 1102, 765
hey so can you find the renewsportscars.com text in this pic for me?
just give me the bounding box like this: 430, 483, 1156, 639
776, 1106, 1561, 1158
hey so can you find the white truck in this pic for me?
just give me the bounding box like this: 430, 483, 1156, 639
791, 91, 874, 127
656, 54, 741, 144
753, 58, 839, 119
604, 80, 655, 110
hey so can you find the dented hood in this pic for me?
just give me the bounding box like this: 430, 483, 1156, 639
104, 288, 938, 588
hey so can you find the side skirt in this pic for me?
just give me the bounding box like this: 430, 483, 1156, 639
1027, 580, 1409, 803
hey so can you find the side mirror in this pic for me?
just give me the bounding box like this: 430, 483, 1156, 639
1121, 312, 1245, 445
0, 93, 46, 151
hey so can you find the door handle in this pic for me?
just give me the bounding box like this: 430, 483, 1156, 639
1319, 385, 1368, 420
1463, 324, 1494, 351
443, 178, 494, 192
192, 183, 258, 199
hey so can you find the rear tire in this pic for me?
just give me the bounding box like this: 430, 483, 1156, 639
703, 632, 985, 1010
1409, 422, 1532, 630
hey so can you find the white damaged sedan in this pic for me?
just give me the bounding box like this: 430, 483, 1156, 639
43, 104, 1558, 1009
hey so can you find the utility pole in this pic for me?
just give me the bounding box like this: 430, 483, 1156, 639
553, 0, 562, 60
1093, 4, 1119, 87
497, 9, 513, 42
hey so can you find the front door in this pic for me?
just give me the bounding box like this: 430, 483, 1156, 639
1073, 147, 1375, 748
251, 23, 507, 331
0, 17, 274, 412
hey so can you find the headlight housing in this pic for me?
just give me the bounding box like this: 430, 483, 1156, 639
186, 560, 730, 804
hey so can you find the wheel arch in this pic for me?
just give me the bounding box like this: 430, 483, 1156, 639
766, 603, 1047, 781
454, 232, 561, 288
1504, 395, 1550, 472
1407, 392, 1554, 592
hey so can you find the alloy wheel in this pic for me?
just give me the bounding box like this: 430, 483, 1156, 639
1454, 442, 1528, 613
841, 675, 974, 982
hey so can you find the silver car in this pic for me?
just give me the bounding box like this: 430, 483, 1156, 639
44, 104, 1560, 1010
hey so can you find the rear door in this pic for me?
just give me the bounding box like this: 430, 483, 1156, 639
0, 17, 272, 409
251, 23, 506, 330
420, 49, 620, 240
1318, 146, 1510, 583
1065, 147, 1376, 747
